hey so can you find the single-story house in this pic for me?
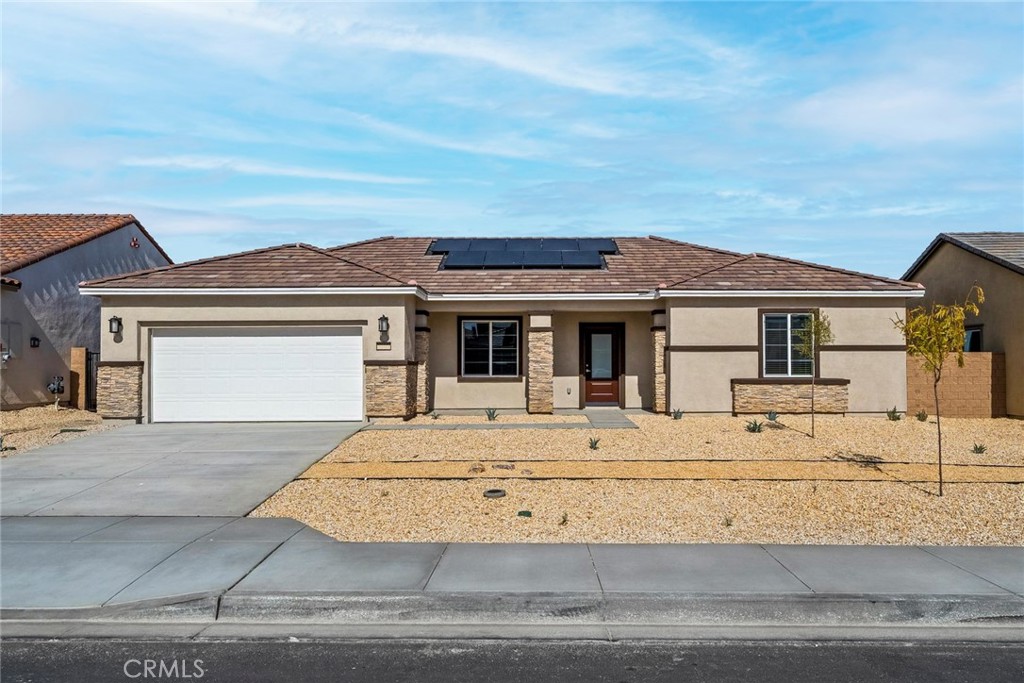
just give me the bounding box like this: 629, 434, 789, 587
80, 236, 923, 422
1, 214, 172, 409
903, 231, 1023, 418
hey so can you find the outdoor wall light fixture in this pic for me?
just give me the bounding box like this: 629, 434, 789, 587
108, 316, 123, 335
29, 336, 40, 348
378, 315, 390, 344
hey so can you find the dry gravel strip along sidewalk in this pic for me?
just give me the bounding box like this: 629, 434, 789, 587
301, 460, 1024, 483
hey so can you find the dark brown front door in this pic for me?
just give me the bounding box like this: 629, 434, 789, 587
581, 323, 624, 406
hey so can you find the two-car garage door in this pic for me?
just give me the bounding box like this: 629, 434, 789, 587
151, 327, 363, 422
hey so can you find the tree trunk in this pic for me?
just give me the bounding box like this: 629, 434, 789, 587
934, 377, 943, 497
810, 377, 816, 438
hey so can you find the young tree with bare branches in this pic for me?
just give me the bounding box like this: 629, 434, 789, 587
794, 310, 835, 438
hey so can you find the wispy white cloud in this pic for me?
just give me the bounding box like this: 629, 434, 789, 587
122, 155, 425, 185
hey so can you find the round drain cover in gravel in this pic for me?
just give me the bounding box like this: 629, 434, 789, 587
483, 489, 506, 499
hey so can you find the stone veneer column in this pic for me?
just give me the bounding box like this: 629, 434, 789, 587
364, 362, 416, 418
414, 310, 431, 414
527, 313, 554, 414
651, 310, 667, 414
96, 361, 143, 421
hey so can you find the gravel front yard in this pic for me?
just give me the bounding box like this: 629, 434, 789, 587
252, 414, 1024, 545
372, 413, 589, 425
1, 406, 118, 455
253, 479, 1023, 545
325, 415, 1024, 466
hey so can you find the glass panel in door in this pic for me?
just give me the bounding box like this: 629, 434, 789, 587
590, 333, 613, 379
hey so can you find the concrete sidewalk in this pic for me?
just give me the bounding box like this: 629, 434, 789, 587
2, 516, 1022, 631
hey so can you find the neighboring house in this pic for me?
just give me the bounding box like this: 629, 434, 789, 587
80, 236, 922, 423
1, 214, 172, 409
903, 232, 1024, 418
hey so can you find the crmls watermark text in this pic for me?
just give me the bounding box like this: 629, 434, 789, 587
123, 659, 206, 679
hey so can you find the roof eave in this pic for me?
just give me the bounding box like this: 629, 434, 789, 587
904, 233, 1024, 279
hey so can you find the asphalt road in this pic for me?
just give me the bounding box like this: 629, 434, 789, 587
2, 639, 1022, 683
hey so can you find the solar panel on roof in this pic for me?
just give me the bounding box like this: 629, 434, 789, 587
469, 239, 505, 251
521, 251, 564, 268
561, 251, 604, 268
444, 251, 487, 268
484, 251, 525, 267
541, 238, 579, 251
505, 238, 545, 251
429, 239, 472, 253
577, 238, 618, 254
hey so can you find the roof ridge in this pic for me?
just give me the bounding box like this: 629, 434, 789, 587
329, 235, 396, 251
664, 254, 754, 288
644, 234, 748, 258
79, 242, 299, 287
753, 252, 921, 289
297, 244, 412, 287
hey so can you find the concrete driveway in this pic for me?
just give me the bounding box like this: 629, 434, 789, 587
0, 422, 362, 516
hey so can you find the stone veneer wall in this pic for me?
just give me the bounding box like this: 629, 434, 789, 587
652, 327, 666, 414
96, 362, 143, 420
907, 352, 1006, 418
415, 328, 431, 414
365, 362, 416, 418
732, 380, 849, 415
527, 328, 554, 413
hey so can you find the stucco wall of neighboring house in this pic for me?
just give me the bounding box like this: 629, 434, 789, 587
1, 224, 168, 408
98, 293, 415, 421
909, 242, 1024, 417
425, 300, 656, 411
666, 297, 910, 413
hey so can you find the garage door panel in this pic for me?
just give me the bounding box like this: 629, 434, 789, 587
151, 328, 363, 422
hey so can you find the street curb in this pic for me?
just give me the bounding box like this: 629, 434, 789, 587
216, 591, 1024, 626
0, 594, 218, 622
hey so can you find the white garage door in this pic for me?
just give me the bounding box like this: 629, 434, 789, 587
151, 327, 363, 422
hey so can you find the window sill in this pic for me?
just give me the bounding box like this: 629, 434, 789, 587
732, 377, 850, 386
457, 375, 524, 383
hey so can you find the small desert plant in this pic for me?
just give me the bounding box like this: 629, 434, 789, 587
886, 407, 902, 421
517, 510, 532, 518
916, 410, 928, 422
430, 411, 440, 420
723, 515, 734, 528
485, 408, 498, 421
671, 408, 683, 420
765, 410, 779, 423
559, 512, 569, 526
0, 434, 12, 452
589, 437, 600, 450
972, 443, 988, 454
745, 419, 763, 433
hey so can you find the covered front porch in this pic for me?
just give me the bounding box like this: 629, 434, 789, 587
421, 305, 668, 414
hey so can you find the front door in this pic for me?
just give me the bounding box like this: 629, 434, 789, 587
581, 323, 623, 406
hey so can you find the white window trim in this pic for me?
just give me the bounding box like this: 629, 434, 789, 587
763, 312, 813, 378
461, 319, 520, 377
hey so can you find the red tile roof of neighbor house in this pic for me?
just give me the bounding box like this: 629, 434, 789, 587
0, 214, 173, 275
81, 235, 922, 294
903, 231, 1024, 279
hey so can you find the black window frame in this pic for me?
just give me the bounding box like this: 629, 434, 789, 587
964, 325, 983, 352
457, 316, 523, 379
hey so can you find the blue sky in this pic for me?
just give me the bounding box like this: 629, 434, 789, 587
2, 2, 1021, 277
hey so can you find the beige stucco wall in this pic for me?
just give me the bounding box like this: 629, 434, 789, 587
1, 224, 169, 408
98, 293, 415, 421
426, 300, 656, 410
910, 242, 1024, 417
667, 296, 911, 413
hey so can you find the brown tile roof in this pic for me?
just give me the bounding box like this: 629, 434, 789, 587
82, 235, 921, 294
82, 243, 411, 289
1, 214, 172, 274
904, 232, 1024, 279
